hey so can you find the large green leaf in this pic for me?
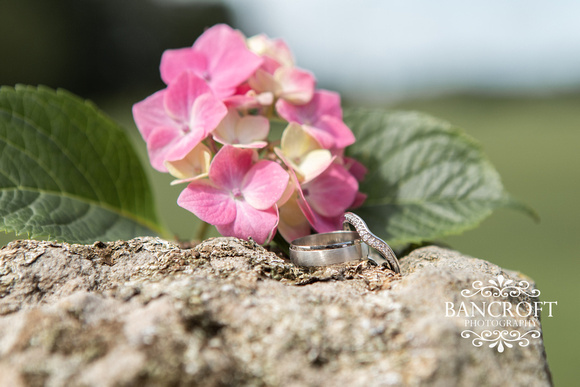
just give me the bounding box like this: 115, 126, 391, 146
0, 85, 163, 243
344, 108, 535, 247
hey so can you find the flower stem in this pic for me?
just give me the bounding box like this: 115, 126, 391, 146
196, 221, 210, 241
206, 136, 219, 154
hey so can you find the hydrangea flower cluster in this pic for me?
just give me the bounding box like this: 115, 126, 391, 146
133, 24, 367, 244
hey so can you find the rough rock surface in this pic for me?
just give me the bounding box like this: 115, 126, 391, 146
0, 237, 551, 386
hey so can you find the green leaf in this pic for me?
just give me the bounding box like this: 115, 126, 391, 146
0, 85, 163, 243
344, 108, 536, 247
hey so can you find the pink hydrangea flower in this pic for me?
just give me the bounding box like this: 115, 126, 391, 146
134, 23, 368, 244
160, 24, 263, 99
177, 146, 289, 244
132, 72, 227, 172
276, 90, 355, 150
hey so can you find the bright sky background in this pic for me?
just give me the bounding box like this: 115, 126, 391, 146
223, 0, 580, 101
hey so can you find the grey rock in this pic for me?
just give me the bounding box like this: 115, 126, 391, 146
0, 237, 551, 386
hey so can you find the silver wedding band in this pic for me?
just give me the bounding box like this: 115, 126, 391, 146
289, 230, 368, 267
289, 212, 400, 274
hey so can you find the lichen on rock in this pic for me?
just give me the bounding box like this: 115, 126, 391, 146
0, 237, 552, 386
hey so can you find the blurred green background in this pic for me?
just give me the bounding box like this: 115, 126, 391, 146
1, 0, 578, 384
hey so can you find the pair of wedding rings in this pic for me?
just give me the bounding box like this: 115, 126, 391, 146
289, 212, 400, 273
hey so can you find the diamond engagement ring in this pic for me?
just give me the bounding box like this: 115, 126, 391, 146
289, 230, 368, 267
342, 212, 400, 273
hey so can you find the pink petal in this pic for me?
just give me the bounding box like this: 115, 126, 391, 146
163, 130, 207, 163
293, 188, 341, 234
276, 89, 343, 125
165, 91, 227, 162
343, 157, 368, 182
330, 148, 345, 158
160, 48, 207, 85
164, 72, 213, 122
193, 24, 263, 98
146, 126, 182, 172
300, 124, 335, 150
222, 88, 273, 110
260, 56, 283, 74
311, 115, 355, 149
209, 146, 255, 191
302, 163, 358, 217
242, 160, 289, 210
132, 89, 174, 142
223, 93, 260, 110
177, 180, 236, 226
216, 201, 279, 244
309, 212, 343, 233
275, 98, 301, 124
188, 93, 228, 140
350, 192, 368, 209
310, 90, 343, 119
275, 67, 315, 104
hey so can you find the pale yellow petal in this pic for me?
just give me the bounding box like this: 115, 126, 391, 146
278, 198, 311, 242
212, 109, 240, 145
164, 143, 212, 181
235, 115, 270, 144
248, 69, 280, 95
299, 149, 333, 183
280, 122, 320, 161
